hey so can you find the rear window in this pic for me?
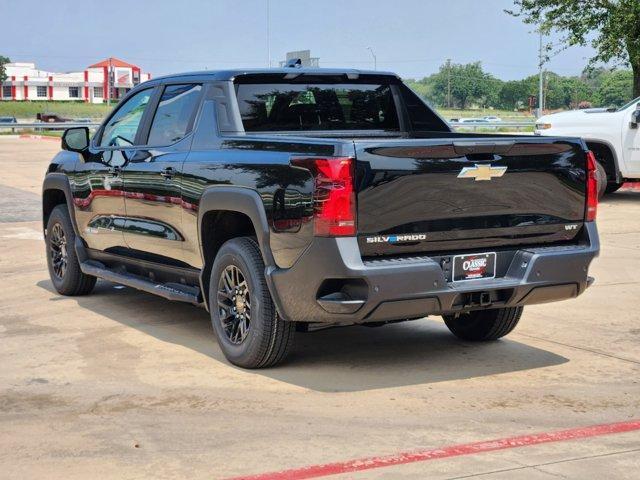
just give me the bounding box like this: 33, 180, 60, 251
147, 83, 202, 146
235, 83, 400, 132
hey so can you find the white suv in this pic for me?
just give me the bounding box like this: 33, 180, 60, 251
536, 98, 640, 194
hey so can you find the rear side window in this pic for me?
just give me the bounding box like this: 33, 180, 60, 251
147, 84, 202, 145
100, 88, 152, 147
398, 84, 449, 132
236, 83, 399, 132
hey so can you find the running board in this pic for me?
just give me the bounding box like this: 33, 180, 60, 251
80, 260, 202, 305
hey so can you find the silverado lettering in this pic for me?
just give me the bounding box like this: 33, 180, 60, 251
366, 234, 428, 243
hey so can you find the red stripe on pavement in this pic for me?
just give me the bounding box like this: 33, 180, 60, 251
19, 134, 60, 142
227, 419, 640, 480
622, 182, 640, 190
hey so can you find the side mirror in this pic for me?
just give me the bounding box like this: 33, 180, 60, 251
629, 103, 640, 128
62, 127, 90, 152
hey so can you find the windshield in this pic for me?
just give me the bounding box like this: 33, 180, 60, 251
235, 83, 400, 132
617, 96, 640, 112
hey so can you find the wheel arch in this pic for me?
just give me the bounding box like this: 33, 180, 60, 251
42, 173, 79, 235
584, 139, 622, 183
197, 186, 275, 310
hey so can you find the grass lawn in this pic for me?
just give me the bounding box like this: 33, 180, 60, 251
0, 129, 63, 137
437, 108, 535, 121
0, 101, 112, 120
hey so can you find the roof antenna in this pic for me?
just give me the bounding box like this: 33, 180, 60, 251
285, 58, 302, 68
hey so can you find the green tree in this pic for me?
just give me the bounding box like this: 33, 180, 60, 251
498, 79, 530, 110
404, 75, 440, 105
562, 76, 593, 107
596, 69, 634, 106
507, 0, 640, 98
0, 56, 10, 83
402, 64, 631, 111
431, 61, 501, 109
581, 66, 611, 92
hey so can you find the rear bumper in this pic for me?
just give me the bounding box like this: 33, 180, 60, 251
265, 222, 600, 324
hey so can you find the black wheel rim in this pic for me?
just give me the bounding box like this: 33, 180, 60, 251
217, 265, 251, 344
49, 223, 68, 279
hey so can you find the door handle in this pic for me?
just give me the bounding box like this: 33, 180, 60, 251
160, 167, 174, 179
108, 166, 122, 177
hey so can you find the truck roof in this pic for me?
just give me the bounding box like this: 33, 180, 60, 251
148, 67, 400, 83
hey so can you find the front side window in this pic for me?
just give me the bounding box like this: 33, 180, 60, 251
69, 87, 80, 98
2, 85, 12, 98
235, 83, 400, 132
99, 88, 152, 147
147, 84, 202, 145
617, 96, 640, 111
93, 87, 103, 98
37, 86, 47, 98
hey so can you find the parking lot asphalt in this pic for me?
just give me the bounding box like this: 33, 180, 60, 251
0, 137, 638, 479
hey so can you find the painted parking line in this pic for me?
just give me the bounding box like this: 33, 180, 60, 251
18, 134, 61, 142
226, 419, 640, 480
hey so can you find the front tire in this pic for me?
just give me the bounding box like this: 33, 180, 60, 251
45, 205, 96, 296
443, 307, 523, 341
209, 237, 295, 368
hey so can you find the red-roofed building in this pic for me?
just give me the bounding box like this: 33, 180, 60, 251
1, 57, 151, 103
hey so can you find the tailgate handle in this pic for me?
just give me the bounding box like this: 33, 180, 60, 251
453, 140, 515, 156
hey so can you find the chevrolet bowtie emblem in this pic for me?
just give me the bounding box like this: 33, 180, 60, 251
457, 164, 507, 181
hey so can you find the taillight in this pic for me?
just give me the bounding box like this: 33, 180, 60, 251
292, 157, 356, 236
585, 150, 598, 221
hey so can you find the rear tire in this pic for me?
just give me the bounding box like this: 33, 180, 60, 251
443, 307, 523, 341
605, 182, 624, 194
45, 205, 96, 296
209, 237, 295, 368
595, 160, 607, 199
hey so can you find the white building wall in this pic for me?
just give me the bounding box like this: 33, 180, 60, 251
1, 61, 150, 103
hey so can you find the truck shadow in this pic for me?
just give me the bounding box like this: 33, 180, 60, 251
37, 279, 568, 393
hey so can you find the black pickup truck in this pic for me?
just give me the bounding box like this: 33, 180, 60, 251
43, 67, 599, 368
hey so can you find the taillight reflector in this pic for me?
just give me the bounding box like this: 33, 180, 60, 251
293, 157, 356, 236
585, 150, 598, 221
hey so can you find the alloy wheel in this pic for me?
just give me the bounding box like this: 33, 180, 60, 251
217, 265, 251, 344
49, 223, 68, 279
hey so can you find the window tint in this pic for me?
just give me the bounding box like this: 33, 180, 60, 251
236, 83, 399, 132
147, 84, 202, 145
398, 84, 449, 132
100, 88, 152, 147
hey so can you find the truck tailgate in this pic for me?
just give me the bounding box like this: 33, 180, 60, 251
354, 137, 587, 257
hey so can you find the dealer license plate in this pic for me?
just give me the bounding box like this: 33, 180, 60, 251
452, 252, 496, 282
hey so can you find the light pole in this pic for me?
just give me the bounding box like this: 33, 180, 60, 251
266, 0, 271, 67
367, 47, 377, 71
107, 57, 112, 107
446, 58, 452, 108
538, 29, 544, 117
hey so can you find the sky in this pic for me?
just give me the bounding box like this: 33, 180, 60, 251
3, 0, 597, 80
